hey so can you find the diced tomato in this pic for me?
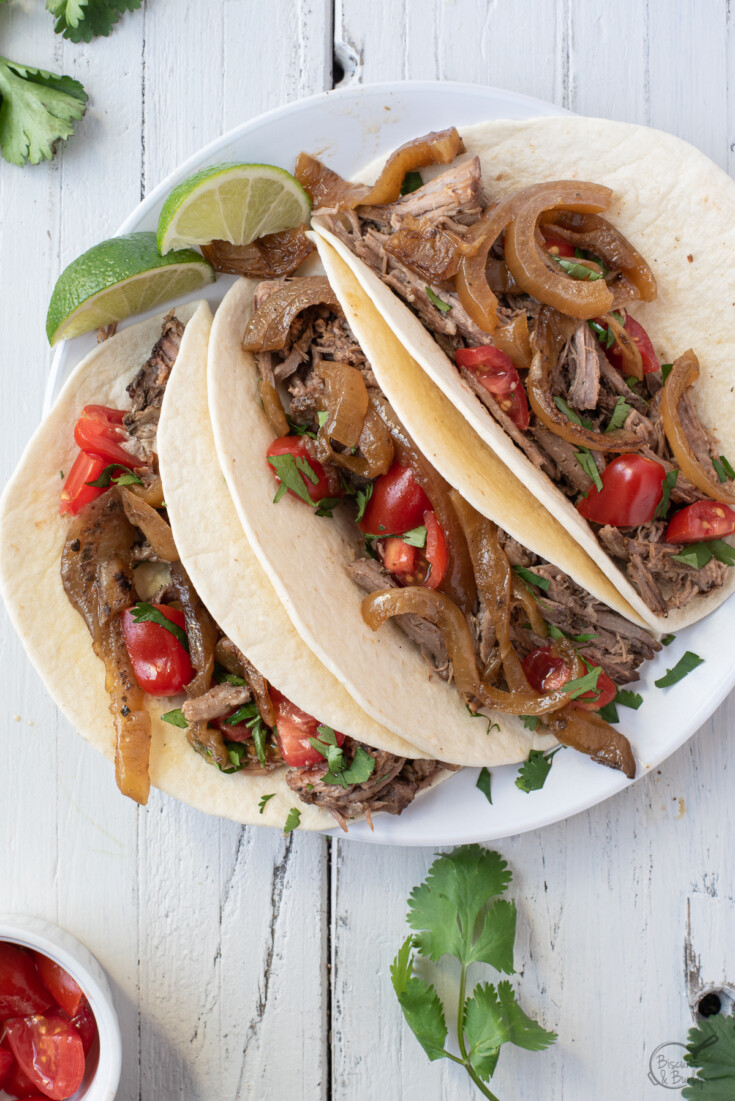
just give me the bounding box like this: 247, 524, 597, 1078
381, 537, 419, 577
577, 454, 666, 527
541, 233, 576, 258
33, 956, 83, 1018
213, 708, 254, 744
600, 315, 659, 375
423, 510, 447, 589
270, 689, 345, 768
665, 501, 735, 544
121, 604, 194, 696
522, 647, 616, 711
0, 944, 53, 1018
0, 1047, 13, 1089
455, 345, 529, 430
73, 405, 136, 468
266, 436, 333, 505
59, 451, 109, 516
3, 1015, 85, 1101
3, 1052, 38, 1098
523, 647, 572, 693
51, 996, 97, 1058
359, 463, 432, 535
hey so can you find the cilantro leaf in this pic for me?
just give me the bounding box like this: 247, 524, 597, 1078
426, 286, 452, 313
606, 396, 632, 433
258, 793, 275, 814
662, 633, 676, 646
712, 453, 735, 482
0, 57, 87, 166
316, 410, 329, 428
323, 745, 375, 787
47, 0, 142, 43
553, 396, 594, 430
130, 603, 189, 651
670, 539, 735, 570
407, 846, 515, 969
214, 667, 248, 687
547, 623, 599, 644
655, 651, 704, 688
575, 448, 603, 492
512, 565, 550, 592
551, 256, 605, 281
390, 937, 448, 1061
476, 767, 492, 804
520, 715, 539, 731
401, 170, 424, 195
268, 453, 319, 506
355, 484, 373, 523
314, 496, 341, 518
683, 1014, 735, 1099
588, 317, 617, 350
283, 807, 301, 834
465, 981, 557, 1082
562, 665, 602, 700
85, 462, 143, 488
661, 362, 674, 384
655, 469, 678, 520
401, 525, 428, 548
597, 700, 619, 724
515, 747, 562, 793
161, 708, 187, 728
614, 687, 643, 711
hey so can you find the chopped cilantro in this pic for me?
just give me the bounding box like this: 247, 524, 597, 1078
214, 666, 248, 687
575, 449, 603, 492
655, 469, 678, 520
315, 496, 341, 518
520, 715, 539, 731
672, 539, 735, 569
85, 462, 143, 488
286, 415, 317, 439
476, 767, 492, 804
47, 0, 142, 42
515, 747, 562, 793
130, 603, 189, 651
316, 410, 329, 428
426, 286, 452, 313
712, 454, 735, 483
401, 170, 423, 195
308, 725, 375, 787
662, 633, 676, 646
512, 565, 550, 593
283, 807, 301, 834
258, 793, 275, 814
268, 452, 319, 506
661, 362, 674, 384
401, 525, 428, 548
355, 484, 373, 523
547, 624, 599, 644
562, 666, 602, 701
553, 395, 594, 430
161, 708, 188, 728
552, 256, 605, 281
606, 396, 632, 433
655, 651, 704, 688
683, 1011, 735, 1097
588, 317, 617, 350
625, 376, 648, 403
597, 700, 619, 724
614, 687, 644, 711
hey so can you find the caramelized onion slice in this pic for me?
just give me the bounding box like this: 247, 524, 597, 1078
317, 361, 369, 449
511, 577, 548, 638
294, 152, 367, 208
540, 211, 656, 303
449, 491, 512, 656
259, 379, 289, 437
455, 195, 531, 333
602, 311, 643, 380
242, 277, 343, 352
201, 226, 314, 279
120, 487, 179, 563
383, 218, 470, 283
494, 313, 532, 370
528, 307, 641, 453
661, 351, 735, 504
170, 563, 218, 701
504, 182, 615, 318
546, 708, 636, 777
315, 402, 394, 479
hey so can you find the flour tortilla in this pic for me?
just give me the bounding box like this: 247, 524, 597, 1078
314, 116, 735, 632
209, 277, 558, 766
0, 305, 444, 831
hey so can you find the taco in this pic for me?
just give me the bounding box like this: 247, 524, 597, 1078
0, 302, 450, 831
207, 245, 669, 780
304, 118, 735, 631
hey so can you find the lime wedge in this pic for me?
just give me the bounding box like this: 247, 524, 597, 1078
156, 162, 311, 255
46, 232, 214, 344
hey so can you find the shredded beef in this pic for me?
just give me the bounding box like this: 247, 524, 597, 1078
354, 158, 483, 231
122, 312, 185, 457
566, 324, 601, 410
461, 367, 555, 477
286, 740, 448, 830
530, 426, 592, 494
346, 558, 451, 678
181, 682, 251, 723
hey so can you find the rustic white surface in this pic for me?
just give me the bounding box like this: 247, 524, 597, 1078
1, 1, 733, 1098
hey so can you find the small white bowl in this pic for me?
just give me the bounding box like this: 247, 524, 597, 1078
0, 915, 121, 1101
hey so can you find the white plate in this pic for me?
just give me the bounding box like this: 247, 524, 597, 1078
46, 81, 735, 845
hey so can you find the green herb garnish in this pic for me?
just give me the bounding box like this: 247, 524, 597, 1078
161, 708, 188, 728
682, 1011, 735, 1097
662, 633, 676, 646
315, 496, 341, 518
258, 793, 275, 814
614, 687, 644, 710
597, 700, 619, 724
391, 846, 556, 1095
661, 362, 673, 384
562, 666, 602, 701
401, 170, 423, 195
283, 807, 301, 834
575, 449, 603, 492
308, 725, 376, 788
426, 286, 452, 313
547, 624, 599, 644
130, 603, 189, 651
712, 454, 735, 483
588, 317, 616, 350
354, 484, 373, 523
0, 57, 87, 167
512, 565, 550, 593
655, 651, 704, 688
268, 452, 319, 506
401, 525, 428, 548
552, 256, 605, 281
520, 715, 539, 731
606, 396, 632, 434
47, 0, 142, 43
553, 396, 594, 430
476, 767, 492, 804
515, 747, 563, 793
85, 462, 143, 488
672, 539, 735, 569
655, 469, 678, 520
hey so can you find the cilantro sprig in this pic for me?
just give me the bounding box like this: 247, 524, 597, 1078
391, 847, 556, 1098
683, 1011, 735, 1098
515, 747, 563, 793
130, 603, 189, 651
426, 286, 452, 313
85, 462, 143, 488
0, 57, 88, 166
307, 725, 375, 787
46, 0, 142, 43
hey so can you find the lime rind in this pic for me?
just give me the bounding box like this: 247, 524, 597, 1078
47, 231, 214, 344
156, 162, 311, 254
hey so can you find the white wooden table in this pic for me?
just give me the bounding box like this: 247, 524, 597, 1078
1, 2, 733, 1097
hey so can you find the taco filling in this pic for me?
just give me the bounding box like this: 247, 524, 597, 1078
243, 274, 667, 779
304, 128, 735, 618
58, 313, 445, 828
